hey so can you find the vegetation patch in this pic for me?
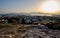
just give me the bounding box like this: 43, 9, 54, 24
0, 23, 12, 28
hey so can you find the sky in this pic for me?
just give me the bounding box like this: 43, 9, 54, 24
0, 0, 42, 13
0, 0, 60, 14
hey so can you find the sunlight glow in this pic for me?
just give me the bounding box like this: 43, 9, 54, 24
40, 1, 59, 13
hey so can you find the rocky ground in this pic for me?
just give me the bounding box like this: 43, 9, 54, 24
0, 24, 60, 38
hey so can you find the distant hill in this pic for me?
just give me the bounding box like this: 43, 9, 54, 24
0, 12, 60, 17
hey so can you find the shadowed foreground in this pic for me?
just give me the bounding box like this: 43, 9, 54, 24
0, 24, 60, 38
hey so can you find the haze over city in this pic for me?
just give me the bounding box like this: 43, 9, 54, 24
0, 0, 60, 38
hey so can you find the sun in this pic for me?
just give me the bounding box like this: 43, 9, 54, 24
40, 1, 59, 13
